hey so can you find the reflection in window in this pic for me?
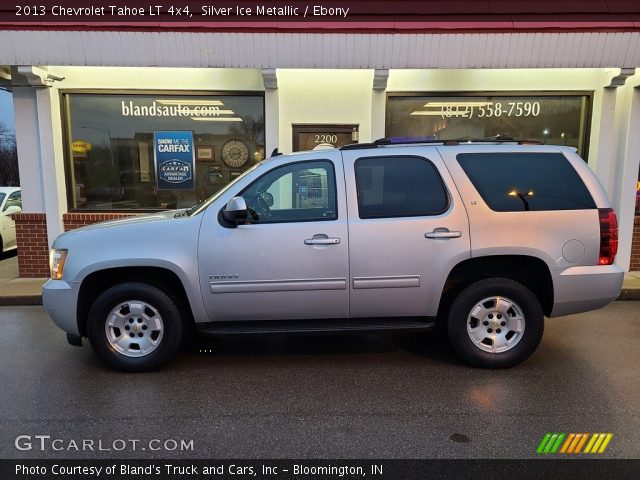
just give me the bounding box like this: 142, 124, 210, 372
65, 94, 265, 210
457, 153, 596, 212
240, 161, 337, 223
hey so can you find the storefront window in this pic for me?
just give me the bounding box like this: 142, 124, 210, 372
386, 93, 591, 158
64, 93, 265, 210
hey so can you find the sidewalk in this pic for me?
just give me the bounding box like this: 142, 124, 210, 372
1, 263, 640, 306
0, 276, 46, 305
0, 255, 45, 306
621, 271, 640, 300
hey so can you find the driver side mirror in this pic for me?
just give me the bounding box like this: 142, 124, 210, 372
3, 205, 21, 216
222, 196, 248, 226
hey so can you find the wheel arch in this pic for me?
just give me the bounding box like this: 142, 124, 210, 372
437, 255, 554, 319
76, 266, 196, 337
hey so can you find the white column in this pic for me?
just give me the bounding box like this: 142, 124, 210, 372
370, 90, 386, 142
592, 88, 619, 197
261, 68, 279, 157
264, 88, 279, 157
612, 84, 640, 271
12, 86, 45, 212
12, 80, 66, 246
36, 87, 66, 246
370, 69, 388, 142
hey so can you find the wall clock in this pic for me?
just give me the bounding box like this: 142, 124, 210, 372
221, 139, 249, 168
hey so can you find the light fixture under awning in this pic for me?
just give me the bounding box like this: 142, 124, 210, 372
424, 101, 494, 107
156, 99, 225, 106
411, 100, 496, 116
191, 117, 243, 122
410, 111, 454, 116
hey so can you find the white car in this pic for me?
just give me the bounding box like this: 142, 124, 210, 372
0, 187, 21, 254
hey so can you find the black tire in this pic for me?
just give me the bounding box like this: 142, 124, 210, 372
87, 282, 183, 372
447, 278, 544, 368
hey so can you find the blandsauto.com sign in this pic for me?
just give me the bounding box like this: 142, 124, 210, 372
121, 100, 223, 118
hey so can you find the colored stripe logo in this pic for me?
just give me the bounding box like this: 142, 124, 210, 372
537, 433, 613, 454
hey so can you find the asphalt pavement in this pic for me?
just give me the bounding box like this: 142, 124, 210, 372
0, 303, 639, 459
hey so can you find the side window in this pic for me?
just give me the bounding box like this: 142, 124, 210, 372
239, 161, 337, 223
456, 153, 596, 211
3, 191, 21, 211
355, 156, 448, 219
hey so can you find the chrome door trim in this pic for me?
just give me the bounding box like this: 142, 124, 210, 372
352, 275, 421, 289
211, 278, 348, 294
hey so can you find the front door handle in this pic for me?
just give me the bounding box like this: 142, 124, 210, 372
425, 228, 462, 239
304, 234, 341, 245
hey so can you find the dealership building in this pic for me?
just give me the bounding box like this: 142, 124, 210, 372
1, 5, 640, 276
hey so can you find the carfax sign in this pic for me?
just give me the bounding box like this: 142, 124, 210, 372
154, 131, 195, 190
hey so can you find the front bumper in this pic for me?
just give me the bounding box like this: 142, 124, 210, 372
42, 279, 81, 336
550, 264, 624, 317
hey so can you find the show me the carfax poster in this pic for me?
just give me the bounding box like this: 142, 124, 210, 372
153, 130, 195, 190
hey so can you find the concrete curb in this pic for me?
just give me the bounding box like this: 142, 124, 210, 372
617, 289, 640, 301
0, 296, 42, 306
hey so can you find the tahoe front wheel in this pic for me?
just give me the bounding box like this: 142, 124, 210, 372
87, 282, 183, 372
447, 278, 544, 368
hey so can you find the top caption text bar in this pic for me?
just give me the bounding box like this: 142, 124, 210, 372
1, 1, 640, 26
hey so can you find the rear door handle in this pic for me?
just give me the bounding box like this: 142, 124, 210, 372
305, 234, 341, 245
425, 228, 462, 239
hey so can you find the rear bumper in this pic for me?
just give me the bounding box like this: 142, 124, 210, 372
42, 279, 81, 336
550, 264, 624, 317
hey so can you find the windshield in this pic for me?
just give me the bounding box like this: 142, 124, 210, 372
0, 193, 5, 209
184, 162, 263, 217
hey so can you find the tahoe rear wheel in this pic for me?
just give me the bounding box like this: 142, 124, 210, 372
87, 282, 183, 372
447, 278, 544, 368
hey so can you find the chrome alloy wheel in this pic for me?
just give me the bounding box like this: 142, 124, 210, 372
466, 296, 526, 354
104, 300, 164, 357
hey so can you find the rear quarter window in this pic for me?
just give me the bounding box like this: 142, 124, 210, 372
456, 152, 596, 211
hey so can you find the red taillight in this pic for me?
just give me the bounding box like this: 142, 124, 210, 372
598, 208, 618, 265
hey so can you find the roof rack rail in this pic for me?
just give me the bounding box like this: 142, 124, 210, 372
340, 135, 544, 150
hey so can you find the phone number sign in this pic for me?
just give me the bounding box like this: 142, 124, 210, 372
433, 101, 541, 119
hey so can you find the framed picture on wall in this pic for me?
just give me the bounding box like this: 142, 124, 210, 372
197, 146, 214, 161
208, 165, 222, 183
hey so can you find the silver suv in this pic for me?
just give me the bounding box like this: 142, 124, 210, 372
43, 139, 624, 371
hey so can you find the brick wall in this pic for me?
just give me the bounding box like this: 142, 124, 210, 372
632, 216, 640, 271
13, 213, 49, 278
63, 212, 140, 231
12, 212, 143, 278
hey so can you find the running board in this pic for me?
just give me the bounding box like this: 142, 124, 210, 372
196, 318, 436, 336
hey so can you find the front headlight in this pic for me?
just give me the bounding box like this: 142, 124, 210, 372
49, 249, 68, 280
